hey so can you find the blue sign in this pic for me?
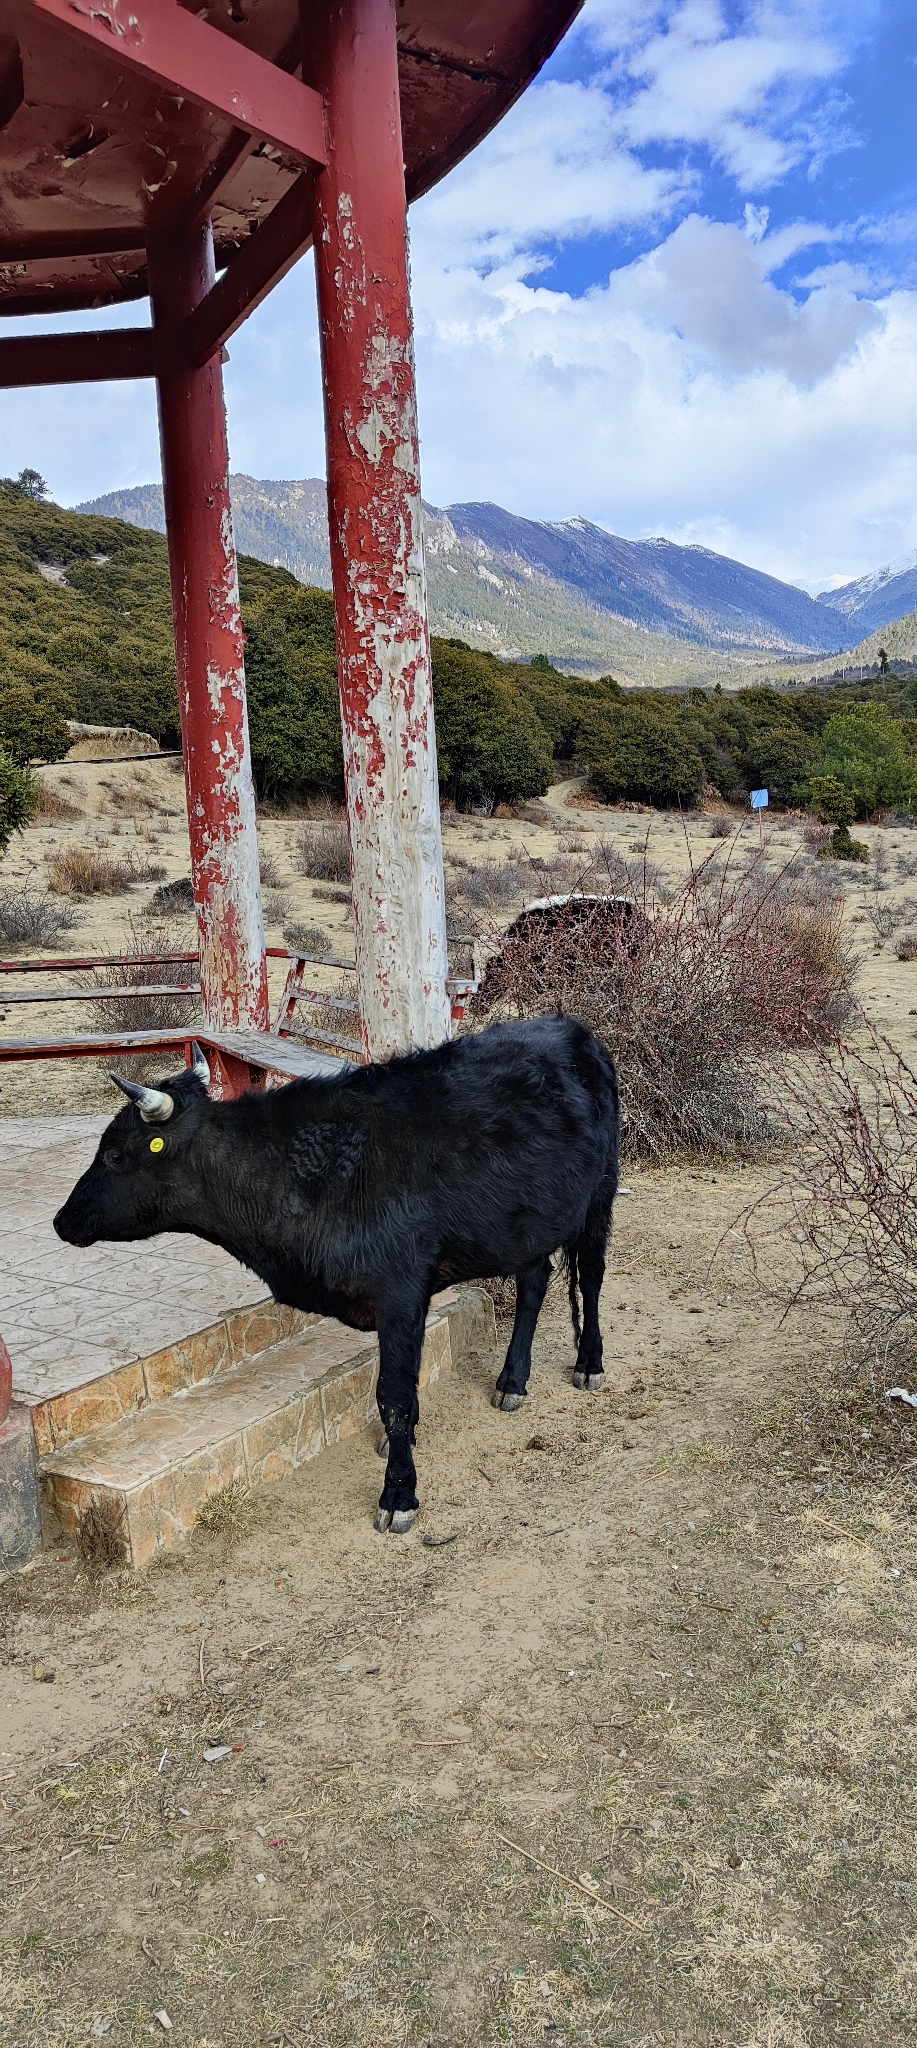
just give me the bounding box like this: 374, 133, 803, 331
750, 789, 769, 809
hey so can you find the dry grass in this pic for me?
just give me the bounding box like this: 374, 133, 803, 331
295, 815, 351, 884
35, 783, 83, 820
46, 843, 165, 898
194, 1478, 255, 1541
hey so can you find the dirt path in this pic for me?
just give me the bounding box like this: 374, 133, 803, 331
2, 1169, 916, 2048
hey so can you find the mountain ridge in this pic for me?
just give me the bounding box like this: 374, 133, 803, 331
77, 477, 864, 675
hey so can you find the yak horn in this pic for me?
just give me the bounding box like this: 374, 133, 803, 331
109, 1074, 175, 1123
190, 1042, 210, 1085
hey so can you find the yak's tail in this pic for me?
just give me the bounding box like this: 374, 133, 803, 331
563, 1244, 582, 1349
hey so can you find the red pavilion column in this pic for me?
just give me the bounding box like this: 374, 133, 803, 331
147, 223, 269, 1035
302, 0, 450, 1059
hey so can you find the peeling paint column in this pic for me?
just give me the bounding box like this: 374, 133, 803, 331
148, 223, 269, 1033
303, 0, 450, 1058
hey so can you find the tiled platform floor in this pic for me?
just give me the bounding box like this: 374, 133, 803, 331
1, 1116, 263, 1407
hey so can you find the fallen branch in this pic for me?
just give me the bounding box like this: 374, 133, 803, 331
495, 1830, 646, 1931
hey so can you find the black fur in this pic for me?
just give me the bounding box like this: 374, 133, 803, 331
54, 1016, 619, 1524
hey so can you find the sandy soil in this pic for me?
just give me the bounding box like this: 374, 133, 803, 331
3, 769, 917, 2044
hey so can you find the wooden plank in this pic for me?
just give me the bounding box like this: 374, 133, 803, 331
0, 328, 154, 389
0, 985, 200, 1004
34, 0, 327, 167
0, 1025, 345, 1077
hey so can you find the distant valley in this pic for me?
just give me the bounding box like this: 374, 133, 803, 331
79, 478, 917, 686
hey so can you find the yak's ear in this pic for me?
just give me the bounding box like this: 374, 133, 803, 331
109, 1075, 174, 1124
190, 1043, 211, 1086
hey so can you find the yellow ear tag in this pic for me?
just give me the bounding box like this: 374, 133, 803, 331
149, 1136, 165, 1154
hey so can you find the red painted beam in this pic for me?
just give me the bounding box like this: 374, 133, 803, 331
33, 0, 327, 168
0, 327, 154, 388
189, 175, 313, 363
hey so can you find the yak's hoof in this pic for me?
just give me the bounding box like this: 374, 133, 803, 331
374, 1505, 417, 1534
492, 1388, 526, 1412
377, 1433, 390, 1459
573, 1369, 604, 1392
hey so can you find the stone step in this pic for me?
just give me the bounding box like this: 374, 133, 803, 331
30, 1297, 321, 1456
40, 1288, 494, 1567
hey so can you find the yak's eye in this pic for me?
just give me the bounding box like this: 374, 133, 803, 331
104, 1148, 123, 1170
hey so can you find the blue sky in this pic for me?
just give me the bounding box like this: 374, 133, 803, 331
2, 0, 916, 593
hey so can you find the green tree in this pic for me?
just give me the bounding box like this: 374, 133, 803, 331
0, 680, 72, 763
808, 775, 869, 861
0, 748, 37, 854
242, 582, 343, 798
813, 702, 916, 816
431, 641, 553, 807
588, 699, 706, 808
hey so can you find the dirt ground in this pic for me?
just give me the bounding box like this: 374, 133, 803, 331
3, 768, 917, 2044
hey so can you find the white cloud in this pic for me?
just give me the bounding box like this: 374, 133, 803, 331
408, 216, 917, 590
579, 0, 869, 189
413, 79, 687, 266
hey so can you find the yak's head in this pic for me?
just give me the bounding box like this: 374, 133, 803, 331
54, 1045, 213, 1248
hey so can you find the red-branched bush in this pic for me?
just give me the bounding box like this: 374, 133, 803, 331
740, 1026, 917, 1386
471, 843, 853, 1160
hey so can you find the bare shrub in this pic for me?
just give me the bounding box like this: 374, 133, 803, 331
77, 1493, 126, 1571
259, 848, 285, 890
740, 1028, 917, 1390
473, 847, 854, 1160
283, 921, 332, 956
295, 816, 351, 883
0, 884, 81, 949
708, 814, 733, 838
263, 889, 290, 925
313, 883, 351, 905
89, 917, 201, 1036
47, 843, 165, 897
482, 1275, 516, 1320
897, 931, 917, 961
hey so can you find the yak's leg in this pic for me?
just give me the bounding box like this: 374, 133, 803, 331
374, 1301, 427, 1533
492, 1255, 553, 1412
573, 1181, 614, 1391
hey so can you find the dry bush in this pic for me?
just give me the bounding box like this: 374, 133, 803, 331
89, 917, 201, 1036
313, 883, 351, 905
473, 846, 853, 1160
259, 848, 285, 890
897, 931, 917, 961
284, 920, 332, 956
46, 842, 165, 897
149, 875, 194, 914
36, 781, 82, 819
263, 889, 290, 925
295, 815, 350, 883
0, 884, 81, 949
77, 1492, 126, 1570
740, 1027, 917, 1392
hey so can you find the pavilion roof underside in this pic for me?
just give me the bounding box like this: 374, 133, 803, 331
0, 0, 581, 316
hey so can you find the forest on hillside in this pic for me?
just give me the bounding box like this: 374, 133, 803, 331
3, 481, 917, 825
